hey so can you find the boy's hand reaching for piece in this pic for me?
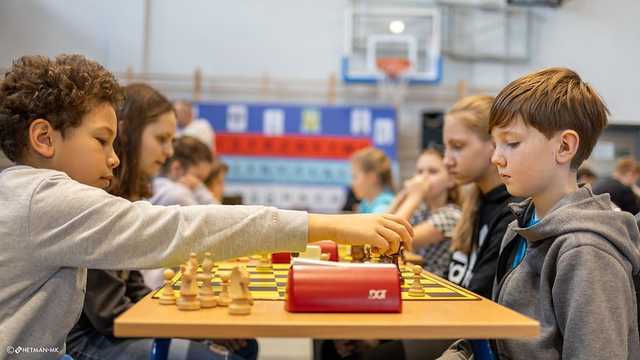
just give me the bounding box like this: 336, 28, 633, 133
308, 214, 414, 255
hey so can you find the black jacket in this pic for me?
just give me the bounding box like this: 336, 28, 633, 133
67, 270, 151, 342
592, 177, 640, 214
447, 185, 518, 298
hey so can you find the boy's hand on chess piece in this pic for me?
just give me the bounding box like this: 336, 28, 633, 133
309, 214, 413, 256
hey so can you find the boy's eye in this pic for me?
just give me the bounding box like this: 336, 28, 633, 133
95, 137, 107, 145
507, 142, 520, 148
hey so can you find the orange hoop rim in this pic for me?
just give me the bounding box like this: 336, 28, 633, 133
376, 57, 411, 79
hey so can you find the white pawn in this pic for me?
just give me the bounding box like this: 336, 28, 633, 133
199, 252, 218, 308
159, 269, 176, 305
177, 264, 201, 311
408, 265, 426, 297
217, 273, 232, 306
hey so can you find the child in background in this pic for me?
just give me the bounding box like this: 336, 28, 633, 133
388, 147, 461, 277
442, 95, 519, 299
66, 83, 256, 360
174, 99, 215, 150
152, 135, 216, 206
592, 156, 640, 213
0, 54, 412, 357
320, 148, 398, 360
143, 136, 218, 289
205, 159, 229, 204
351, 147, 394, 214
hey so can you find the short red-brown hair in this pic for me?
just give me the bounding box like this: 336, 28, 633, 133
489, 67, 609, 168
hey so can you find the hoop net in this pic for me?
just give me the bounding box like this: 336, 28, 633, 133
376, 57, 411, 105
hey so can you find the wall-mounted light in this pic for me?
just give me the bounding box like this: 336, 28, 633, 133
389, 20, 405, 34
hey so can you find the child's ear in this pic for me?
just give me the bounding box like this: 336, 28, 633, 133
28, 119, 56, 158
556, 130, 579, 165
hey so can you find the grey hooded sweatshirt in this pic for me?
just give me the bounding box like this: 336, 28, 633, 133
492, 186, 640, 359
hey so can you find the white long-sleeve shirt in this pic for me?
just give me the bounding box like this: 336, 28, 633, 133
142, 176, 217, 288
0, 165, 307, 359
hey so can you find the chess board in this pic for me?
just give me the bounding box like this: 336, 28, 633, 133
153, 261, 479, 302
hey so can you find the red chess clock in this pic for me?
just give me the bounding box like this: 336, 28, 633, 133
271, 252, 292, 264
285, 264, 402, 313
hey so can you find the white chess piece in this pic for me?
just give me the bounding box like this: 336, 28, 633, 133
228, 266, 252, 315
408, 265, 426, 297
159, 269, 176, 305
177, 264, 201, 310
218, 273, 232, 307
199, 252, 218, 308
299, 245, 322, 260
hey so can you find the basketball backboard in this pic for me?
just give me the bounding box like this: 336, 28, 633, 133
342, 6, 443, 85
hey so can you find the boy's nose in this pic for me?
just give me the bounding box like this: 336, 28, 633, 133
491, 149, 505, 167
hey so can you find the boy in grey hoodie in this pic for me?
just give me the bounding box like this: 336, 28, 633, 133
0, 55, 412, 359
486, 68, 640, 359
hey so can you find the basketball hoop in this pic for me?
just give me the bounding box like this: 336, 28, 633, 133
376, 57, 411, 80
376, 57, 411, 105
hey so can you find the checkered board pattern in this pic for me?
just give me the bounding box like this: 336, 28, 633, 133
153, 262, 479, 301
400, 267, 479, 301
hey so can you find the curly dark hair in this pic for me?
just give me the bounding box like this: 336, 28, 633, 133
0, 54, 123, 161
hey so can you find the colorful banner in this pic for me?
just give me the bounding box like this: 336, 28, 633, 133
196, 101, 397, 212
216, 134, 371, 159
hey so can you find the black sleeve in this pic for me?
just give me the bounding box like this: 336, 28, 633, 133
468, 212, 513, 299
82, 270, 139, 336
125, 270, 152, 303
619, 187, 640, 214
593, 180, 640, 214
